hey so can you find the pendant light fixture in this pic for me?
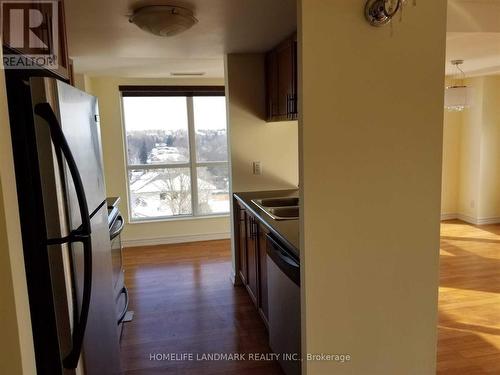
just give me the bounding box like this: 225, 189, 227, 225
444, 60, 472, 112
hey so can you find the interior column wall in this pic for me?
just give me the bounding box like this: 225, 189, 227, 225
441, 107, 462, 217
299, 1, 447, 373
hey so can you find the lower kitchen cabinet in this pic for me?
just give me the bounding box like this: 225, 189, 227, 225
236, 203, 248, 284
246, 214, 259, 304
235, 199, 270, 327
258, 223, 269, 324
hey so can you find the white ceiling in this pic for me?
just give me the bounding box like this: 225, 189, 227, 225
65, 0, 296, 77
66, 0, 500, 78
446, 0, 500, 76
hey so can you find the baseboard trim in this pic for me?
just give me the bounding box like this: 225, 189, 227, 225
123, 232, 231, 248
441, 213, 500, 225
441, 213, 458, 221
473, 216, 500, 225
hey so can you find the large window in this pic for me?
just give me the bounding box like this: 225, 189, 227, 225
120, 86, 229, 221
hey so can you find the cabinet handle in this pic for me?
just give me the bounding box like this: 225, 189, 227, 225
250, 217, 258, 239
286, 94, 290, 119
287, 94, 296, 119
248, 217, 254, 238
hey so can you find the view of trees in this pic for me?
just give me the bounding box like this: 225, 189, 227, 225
127, 129, 229, 219
124, 95, 230, 220
196, 129, 228, 162
127, 129, 189, 165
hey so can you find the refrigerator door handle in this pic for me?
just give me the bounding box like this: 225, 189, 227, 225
34, 102, 93, 370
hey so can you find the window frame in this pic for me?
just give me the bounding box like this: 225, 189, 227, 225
120, 86, 229, 223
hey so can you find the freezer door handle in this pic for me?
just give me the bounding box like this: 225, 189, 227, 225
110, 214, 125, 240
34, 103, 93, 370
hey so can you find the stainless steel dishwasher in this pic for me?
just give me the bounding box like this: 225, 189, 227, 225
266, 234, 301, 375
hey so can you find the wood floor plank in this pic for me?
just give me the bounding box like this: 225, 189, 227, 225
120, 221, 499, 374
121, 240, 283, 375
438, 221, 500, 375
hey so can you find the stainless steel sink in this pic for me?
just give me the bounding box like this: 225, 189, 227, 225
256, 197, 299, 208
251, 197, 300, 220
268, 207, 299, 218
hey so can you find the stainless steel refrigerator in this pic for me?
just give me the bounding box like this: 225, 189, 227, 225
6, 75, 121, 374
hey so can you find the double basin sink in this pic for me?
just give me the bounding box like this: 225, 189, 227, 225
251, 197, 299, 221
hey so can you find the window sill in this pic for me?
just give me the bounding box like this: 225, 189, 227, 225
128, 214, 230, 225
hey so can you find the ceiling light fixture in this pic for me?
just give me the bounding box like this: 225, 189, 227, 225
129, 5, 198, 37
444, 60, 472, 112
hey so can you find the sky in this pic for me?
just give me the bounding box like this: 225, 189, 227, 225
122, 96, 227, 132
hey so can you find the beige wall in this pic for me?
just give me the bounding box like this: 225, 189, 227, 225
0, 51, 36, 373
300, 1, 447, 374
225, 53, 299, 193
224, 53, 299, 280
441, 108, 461, 216
441, 75, 500, 223
478, 76, 500, 219
87, 76, 231, 246
458, 77, 483, 219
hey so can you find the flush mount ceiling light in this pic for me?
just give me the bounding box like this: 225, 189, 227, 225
445, 60, 472, 112
365, 0, 416, 27
129, 5, 198, 37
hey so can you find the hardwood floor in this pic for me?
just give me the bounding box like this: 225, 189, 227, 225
121, 240, 283, 375
438, 220, 500, 374
120, 221, 499, 374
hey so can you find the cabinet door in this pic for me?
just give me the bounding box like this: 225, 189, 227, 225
290, 35, 298, 119
277, 38, 294, 119
266, 50, 279, 120
245, 215, 259, 304
237, 204, 248, 284
52, 0, 71, 81
258, 223, 269, 325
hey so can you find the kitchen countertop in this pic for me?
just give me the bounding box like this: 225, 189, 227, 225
233, 189, 299, 259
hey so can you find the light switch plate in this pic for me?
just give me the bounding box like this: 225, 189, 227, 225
253, 161, 262, 175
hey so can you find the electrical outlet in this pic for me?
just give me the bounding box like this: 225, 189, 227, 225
253, 161, 262, 175
470, 200, 475, 209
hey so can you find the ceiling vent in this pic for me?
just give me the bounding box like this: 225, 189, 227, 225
129, 5, 198, 37
170, 72, 206, 76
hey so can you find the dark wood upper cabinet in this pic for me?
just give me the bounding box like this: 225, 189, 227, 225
265, 33, 297, 122
51, 0, 71, 81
